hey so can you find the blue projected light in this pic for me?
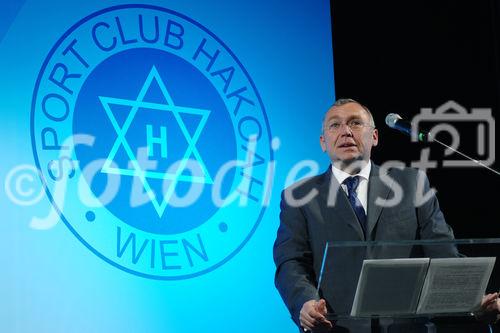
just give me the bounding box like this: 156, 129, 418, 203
74, 49, 232, 234
31, 5, 273, 280
2, 1, 334, 332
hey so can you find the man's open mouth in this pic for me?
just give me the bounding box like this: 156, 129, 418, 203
338, 142, 357, 148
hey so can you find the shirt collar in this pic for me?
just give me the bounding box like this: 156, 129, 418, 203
331, 160, 372, 185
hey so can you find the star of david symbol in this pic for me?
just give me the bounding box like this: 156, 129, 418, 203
99, 66, 213, 218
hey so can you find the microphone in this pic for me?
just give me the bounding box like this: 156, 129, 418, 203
385, 113, 428, 142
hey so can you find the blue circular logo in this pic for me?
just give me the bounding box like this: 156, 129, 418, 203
31, 5, 272, 279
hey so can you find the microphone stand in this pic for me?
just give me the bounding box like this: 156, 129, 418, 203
427, 133, 500, 176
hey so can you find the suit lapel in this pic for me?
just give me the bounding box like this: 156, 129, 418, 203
366, 164, 392, 238
318, 168, 365, 240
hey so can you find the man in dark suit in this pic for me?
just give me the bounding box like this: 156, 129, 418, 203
273, 99, 497, 332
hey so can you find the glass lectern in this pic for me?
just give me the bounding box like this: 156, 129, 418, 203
315, 238, 500, 333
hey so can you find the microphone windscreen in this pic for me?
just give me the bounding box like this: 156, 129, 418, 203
385, 113, 402, 128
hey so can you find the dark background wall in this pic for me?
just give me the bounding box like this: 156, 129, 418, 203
331, 0, 500, 240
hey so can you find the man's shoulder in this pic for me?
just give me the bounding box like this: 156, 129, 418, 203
373, 163, 430, 191
282, 169, 330, 195
374, 163, 422, 179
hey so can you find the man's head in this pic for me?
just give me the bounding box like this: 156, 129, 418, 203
320, 99, 378, 171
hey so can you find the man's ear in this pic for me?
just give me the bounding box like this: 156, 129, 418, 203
319, 135, 327, 152
372, 129, 379, 147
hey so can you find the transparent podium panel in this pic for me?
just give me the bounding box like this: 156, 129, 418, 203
317, 238, 500, 321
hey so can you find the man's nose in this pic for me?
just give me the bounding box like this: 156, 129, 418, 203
339, 123, 354, 136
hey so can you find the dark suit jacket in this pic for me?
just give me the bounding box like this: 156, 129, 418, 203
273, 164, 459, 331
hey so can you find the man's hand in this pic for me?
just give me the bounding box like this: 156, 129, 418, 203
299, 299, 333, 332
481, 292, 500, 312
475, 292, 500, 323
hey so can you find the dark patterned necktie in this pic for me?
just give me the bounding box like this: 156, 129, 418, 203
344, 176, 367, 234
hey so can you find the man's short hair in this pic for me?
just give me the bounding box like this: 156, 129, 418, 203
322, 98, 376, 133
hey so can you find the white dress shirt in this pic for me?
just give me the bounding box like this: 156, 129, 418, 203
331, 161, 371, 214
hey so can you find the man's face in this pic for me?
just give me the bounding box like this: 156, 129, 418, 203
319, 102, 378, 167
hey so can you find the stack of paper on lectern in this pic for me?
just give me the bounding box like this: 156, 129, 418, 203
350, 257, 496, 317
